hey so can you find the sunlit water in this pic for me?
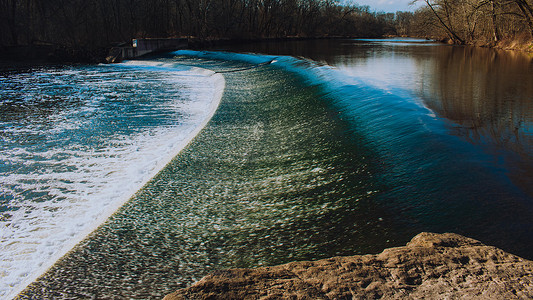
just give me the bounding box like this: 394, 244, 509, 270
1, 39, 532, 299
0, 62, 224, 298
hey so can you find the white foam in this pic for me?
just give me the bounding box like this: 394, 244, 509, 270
0, 63, 225, 299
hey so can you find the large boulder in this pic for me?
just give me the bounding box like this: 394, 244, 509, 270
164, 232, 533, 299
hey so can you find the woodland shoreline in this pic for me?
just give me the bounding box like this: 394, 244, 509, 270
1, 34, 532, 67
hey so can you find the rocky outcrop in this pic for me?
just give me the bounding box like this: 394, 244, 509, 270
164, 233, 533, 299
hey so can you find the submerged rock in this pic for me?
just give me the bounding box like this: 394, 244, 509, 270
164, 233, 533, 299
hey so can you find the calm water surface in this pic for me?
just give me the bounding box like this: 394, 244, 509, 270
6, 39, 533, 298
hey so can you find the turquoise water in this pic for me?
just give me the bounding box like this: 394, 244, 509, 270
0, 62, 224, 298
3, 39, 533, 298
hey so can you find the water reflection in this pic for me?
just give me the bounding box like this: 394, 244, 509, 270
220, 39, 533, 196
420, 46, 533, 195
423, 46, 531, 146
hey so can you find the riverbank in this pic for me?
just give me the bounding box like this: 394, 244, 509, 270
0, 36, 357, 65
435, 36, 533, 53
165, 232, 533, 299
2, 35, 531, 66
151, 36, 533, 59
487, 39, 533, 53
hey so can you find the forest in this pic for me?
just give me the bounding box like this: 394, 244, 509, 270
405, 0, 533, 46
1, 0, 532, 61
0, 0, 394, 49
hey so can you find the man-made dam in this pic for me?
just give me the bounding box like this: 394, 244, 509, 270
2, 38, 532, 299
106, 38, 188, 62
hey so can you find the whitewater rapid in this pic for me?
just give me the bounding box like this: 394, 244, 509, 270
0, 61, 225, 298
4, 43, 532, 299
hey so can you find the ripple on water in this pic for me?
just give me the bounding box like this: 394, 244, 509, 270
0, 62, 224, 299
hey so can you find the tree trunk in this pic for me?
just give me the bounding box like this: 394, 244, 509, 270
423, 0, 465, 44
515, 0, 533, 38
9, 0, 19, 45
490, 0, 500, 42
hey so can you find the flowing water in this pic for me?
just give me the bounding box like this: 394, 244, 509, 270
1, 39, 532, 299
0, 62, 224, 298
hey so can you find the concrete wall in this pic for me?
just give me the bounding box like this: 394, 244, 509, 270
107, 38, 188, 63
133, 38, 188, 56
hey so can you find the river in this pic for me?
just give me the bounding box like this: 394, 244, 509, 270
1, 38, 532, 299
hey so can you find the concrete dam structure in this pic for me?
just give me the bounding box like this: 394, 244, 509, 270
106, 38, 188, 63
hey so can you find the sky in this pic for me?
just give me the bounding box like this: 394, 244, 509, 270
345, 0, 425, 13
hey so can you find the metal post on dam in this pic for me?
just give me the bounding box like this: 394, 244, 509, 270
106, 38, 188, 63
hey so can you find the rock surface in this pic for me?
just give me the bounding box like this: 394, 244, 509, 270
164, 233, 533, 299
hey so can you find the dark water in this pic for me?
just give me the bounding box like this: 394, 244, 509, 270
19, 39, 533, 298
